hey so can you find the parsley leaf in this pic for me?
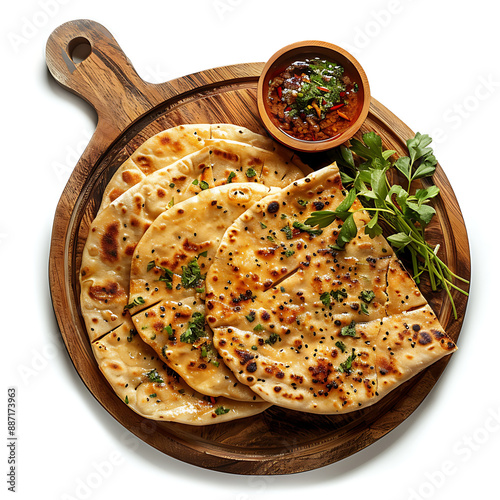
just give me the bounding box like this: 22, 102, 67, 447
123, 296, 145, 310
359, 290, 375, 303
292, 221, 323, 237
214, 406, 230, 415
338, 348, 356, 374
335, 340, 346, 353
329, 213, 357, 251
281, 225, 293, 240
146, 369, 164, 384
325, 131, 469, 318
340, 320, 357, 337
200, 342, 220, 367
180, 312, 206, 343
320, 291, 331, 307
264, 332, 281, 345
181, 257, 206, 289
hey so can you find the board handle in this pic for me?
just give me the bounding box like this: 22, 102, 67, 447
46, 19, 156, 137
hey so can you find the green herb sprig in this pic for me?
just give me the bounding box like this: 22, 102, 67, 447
305, 131, 468, 318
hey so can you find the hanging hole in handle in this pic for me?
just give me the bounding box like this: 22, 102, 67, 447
68, 37, 92, 64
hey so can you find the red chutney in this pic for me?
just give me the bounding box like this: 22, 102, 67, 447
266, 58, 360, 142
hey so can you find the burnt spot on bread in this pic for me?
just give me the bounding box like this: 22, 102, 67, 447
101, 222, 120, 263
235, 349, 254, 365
134, 155, 154, 175
88, 281, 126, 303
121, 169, 143, 185
308, 359, 333, 384
108, 188, 124, 203
212, 148, 239, 163
125, 244, 136, 256
414, 330, 432, 345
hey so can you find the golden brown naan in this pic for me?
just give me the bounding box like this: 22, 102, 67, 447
92, 317, 270, 424
205, 164, 456, 413
80, 140, 308, 341
99, 124, 310, 213
129, 183, 278, 401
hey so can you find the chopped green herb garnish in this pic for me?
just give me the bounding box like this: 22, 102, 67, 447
281, 225, 293, 240
200, 180, 209, 190
260, 222, 267, 229
264, 332, 281, 345
214, 406, 230, 415
340, 320, 357, 337
335, 340, 346, 353
359, 290, 376, 303
227, 171, 236, 183
163, 324, 175, 340
331, 289, 347, 302
245, 312, 256, 323
253, 324, 264, 332
292, 221, 323, 237
320, 289, 347, 307
322, 131, 469, 318
246, 168, 257, 178
338, 348, 356, 373
158, 266, 173, 289
146, 369, 164, 384
200, 342, 220, 367
123, 296, 145, 310
180, 312, 206, 343
320, 291, 331, 307
181, 257, 206, 289
149, 393, 157, 398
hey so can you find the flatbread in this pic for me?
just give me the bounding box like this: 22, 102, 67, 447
205, 163, 456, 414
92, 318, 270, 424
80, 140, 308, 342
129, 183, 277, 401
99, 124, 310, 213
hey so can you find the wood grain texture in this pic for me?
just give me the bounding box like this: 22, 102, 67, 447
47, 20, 470, 474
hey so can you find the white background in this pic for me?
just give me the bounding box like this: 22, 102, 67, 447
2, 1, 498, 499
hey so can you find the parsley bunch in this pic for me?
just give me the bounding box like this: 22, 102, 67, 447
306, 132, 468, 318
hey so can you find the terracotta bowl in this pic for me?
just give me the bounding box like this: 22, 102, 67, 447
257, 41, 370, 153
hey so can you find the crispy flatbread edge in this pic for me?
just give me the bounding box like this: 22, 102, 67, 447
91, 320, 271, 425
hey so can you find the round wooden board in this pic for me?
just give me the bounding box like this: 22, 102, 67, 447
47, 20, 470, 474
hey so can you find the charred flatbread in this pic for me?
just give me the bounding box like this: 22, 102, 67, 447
99, 124, 309, 212
92, 317, 270, 424
80, 139, 308, 341
129, 183, 277, 401
205, 164, 456, 413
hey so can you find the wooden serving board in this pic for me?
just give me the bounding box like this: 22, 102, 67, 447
47, 20, 470, 474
